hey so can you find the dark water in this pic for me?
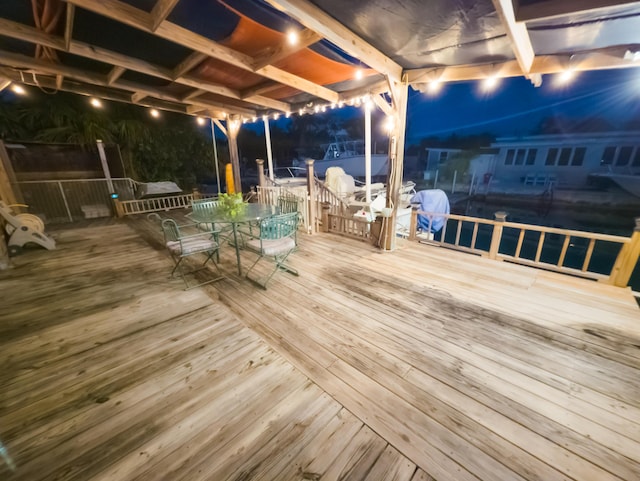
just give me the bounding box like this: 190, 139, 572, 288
449, 196, 640, 293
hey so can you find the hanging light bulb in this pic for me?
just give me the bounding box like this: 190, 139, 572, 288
557, 68, 576, 84
483, 75, 500, 91
285, 111, 291, 118
287, 29, 299, 46
384, 116, 395, 133
196, 116, 206, 126
427, 80, 442, 94
149, 108, 160, 118
273, 112, 280, 120
90, 97, 102, 108
11, 84, 26, 95
355, 69, 363, 80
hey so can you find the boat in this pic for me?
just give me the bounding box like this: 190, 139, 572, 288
587, 172, 640, 198
311, 133, 388, 178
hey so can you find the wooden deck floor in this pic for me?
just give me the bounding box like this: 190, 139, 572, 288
1, 213, 639, 480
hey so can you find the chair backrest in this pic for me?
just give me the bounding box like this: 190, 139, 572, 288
191, 199, 222, 218
161, 218, 181, 242
260, 212, 298, 240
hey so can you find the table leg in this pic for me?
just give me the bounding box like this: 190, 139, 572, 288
232, 223, 242, 275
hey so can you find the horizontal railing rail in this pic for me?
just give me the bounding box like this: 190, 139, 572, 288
409, 208, 639, 288
114, 193, 194, 216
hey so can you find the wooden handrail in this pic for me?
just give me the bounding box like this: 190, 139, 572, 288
409, 209, 637, 287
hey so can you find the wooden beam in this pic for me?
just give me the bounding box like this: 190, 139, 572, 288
406, 50, 640, 84
0, 17, 64, 51
0, 67, 190, 115
0, 50, 256, 116
514, 0, 640, 22
240, 81, 283, 98
264, 0, 403, 82
213, 119, 227, 137
56, 74, 64, 89
252, 29, 321, 70
66, 0, 340, 102
150, 0, 180, 32
491, 0, 534, 76
372, 93, 392, 117
64, 4, 75, 51
0, 78, 11, 92
172, 51, 207, 79
107, 65, 126, 85
181, 88, 205, 101
0, 17, 290, 112
131, 91, 148, 103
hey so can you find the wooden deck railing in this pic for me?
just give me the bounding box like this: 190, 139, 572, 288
409, 208, 640, 288
114, 193, 195, 216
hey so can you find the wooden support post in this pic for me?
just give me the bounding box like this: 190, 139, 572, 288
0, 140, 22, 207
488, 211, 508, 260
409, 205, 419, 241
264, 117, 274, 181
227, 116, 242, 193
96, 139, 114, 193
381, 78, 409, 251
256, 158, 265, 203
321, 202, 330, 233
192, 187, 201, 200
607, 217, 640, 287
306, 159, 317, 234
112, 198, 124, 218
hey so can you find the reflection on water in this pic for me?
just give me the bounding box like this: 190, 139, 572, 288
451, 196, 640, 292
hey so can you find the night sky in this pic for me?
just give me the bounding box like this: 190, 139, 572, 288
405, 68, 640, 142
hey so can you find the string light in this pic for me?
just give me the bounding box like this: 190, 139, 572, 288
355, 69, 363, 80
427, 80, 442, 94
384, 116, 395, 133
331, 103, 336, 109
483, 75, 500, 91
273, 113, 280, 120
287, 30, 299, 46
285, 111, 291, 118
149, 108, 160, 118
90, 97, 102, 108
557, 68, 576, 84
196, 116, 206, 125
314, 105, 320, 113
11, 84, 26, 95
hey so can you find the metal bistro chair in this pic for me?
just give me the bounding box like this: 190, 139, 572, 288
244, 212, 299, 289
161, 218, 224, 290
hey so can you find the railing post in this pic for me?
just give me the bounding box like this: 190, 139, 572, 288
113, 198, 125, 218
256, 159, 266, 204
409, 205, 419, 241
192, 187, 201, 200
488, 211, 508, 260
57, 181, 73, 222
608, 217, 640, 287
306, 159, 317, 234
321, 202, 330, 233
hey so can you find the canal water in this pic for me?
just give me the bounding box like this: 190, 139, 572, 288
449, 196, 640, 293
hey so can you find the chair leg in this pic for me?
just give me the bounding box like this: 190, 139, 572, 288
245, 250, 297, 289
170, 250, 224, 290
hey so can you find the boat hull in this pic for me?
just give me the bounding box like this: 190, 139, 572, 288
313, 154, 389, 178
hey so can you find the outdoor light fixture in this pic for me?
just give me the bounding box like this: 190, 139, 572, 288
11, 84, 25, 95
150, 108, 160, 118
557, 68, 576, 84
483, 75, 500, 91
196, 116, 206, 126
427, 80, 442, 94
384, 116, 395, 133
287, 30, 299, 46
89, 97, 102, 108
355, 69, 363, 80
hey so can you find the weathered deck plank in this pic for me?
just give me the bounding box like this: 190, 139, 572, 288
1, 213, 639, 481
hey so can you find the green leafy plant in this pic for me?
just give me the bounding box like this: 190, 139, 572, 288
218, 193, 246, 217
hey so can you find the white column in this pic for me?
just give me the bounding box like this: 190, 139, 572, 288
264, 116, 274, 181
96, 140, 114, 193
365, 99, 372, 203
